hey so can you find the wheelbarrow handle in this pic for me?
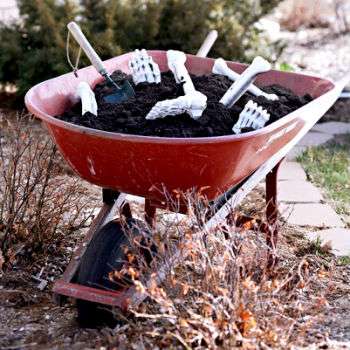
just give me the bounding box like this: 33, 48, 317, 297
335, 71, 350, 92
67, 21, 108, 77
196, 30, 218, 58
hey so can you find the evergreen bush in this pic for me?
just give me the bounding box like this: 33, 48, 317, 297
0, 0, 282, 98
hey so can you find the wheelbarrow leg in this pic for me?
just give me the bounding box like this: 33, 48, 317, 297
103, 189, 132, 219
53, 189, 127, 305
145, 199, 157, 228
265, 159, 283, 267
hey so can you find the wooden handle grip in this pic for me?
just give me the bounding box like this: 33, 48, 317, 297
67, 21, 106, 75
196, 30, 218, 58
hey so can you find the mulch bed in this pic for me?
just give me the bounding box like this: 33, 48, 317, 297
58, 71, 313, 138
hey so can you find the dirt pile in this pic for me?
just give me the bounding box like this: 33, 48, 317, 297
58, 71, 313, 137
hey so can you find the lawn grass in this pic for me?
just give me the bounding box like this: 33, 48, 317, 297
297, 134, 350, 219
338, 255, 350, 266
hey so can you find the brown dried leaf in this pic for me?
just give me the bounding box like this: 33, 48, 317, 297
181, 283, 190, 296
202, 304, 212, 317
134, 280, 146, 294
238, 305, 257, 335
265, 330, 278, 344
179, 318, 190, 328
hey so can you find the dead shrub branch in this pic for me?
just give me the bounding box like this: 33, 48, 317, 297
0, 115, 95, 268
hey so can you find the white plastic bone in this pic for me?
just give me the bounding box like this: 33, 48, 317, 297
232, 100, 270, 134
146, 92, 207, 120
220, 56, 272, 108
76, 81, 98, 116
146, 50, 207, 120
213, 58, 278, 101
167, 50, 196, 94
128, 49, 161, 85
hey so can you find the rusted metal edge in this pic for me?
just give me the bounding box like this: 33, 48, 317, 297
53, 280, 130, 309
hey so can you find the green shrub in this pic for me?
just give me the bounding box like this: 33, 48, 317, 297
0, 0, 282, 99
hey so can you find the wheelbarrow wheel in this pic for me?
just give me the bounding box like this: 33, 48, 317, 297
76, 218, 152, 328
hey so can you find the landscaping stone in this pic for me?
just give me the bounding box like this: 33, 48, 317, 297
306, 228, 350, 256
299, 131, 334, 147
278, 161, 307, 181
278, 180, 323, 203
312, 121, 350, 135
280, 203, 345, 227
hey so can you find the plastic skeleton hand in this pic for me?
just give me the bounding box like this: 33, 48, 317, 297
220, 56, 272, 108
232, 100, 270, 134
146, 50, 207, 120
213, 58, 278, 101
76, 81, 98, 116
146, 92, 207, 120
128, 49, 161, 85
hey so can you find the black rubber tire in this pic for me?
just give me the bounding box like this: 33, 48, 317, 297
76, 218, 149, 328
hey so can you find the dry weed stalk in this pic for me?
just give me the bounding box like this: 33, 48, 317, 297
0, 114, 95, 268
107, 194, 335, 349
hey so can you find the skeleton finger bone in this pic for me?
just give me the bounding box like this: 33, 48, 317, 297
76, 81, 98, 116
213, 58, 278, 101
232, 100, 270, 134
128, 49, 161, 85
220, 56, 272, 108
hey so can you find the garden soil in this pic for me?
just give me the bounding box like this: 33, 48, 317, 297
59, 71, 313, 137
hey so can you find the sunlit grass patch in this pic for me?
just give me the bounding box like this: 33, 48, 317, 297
297, 134, 350, 219
338, 255, 350, 266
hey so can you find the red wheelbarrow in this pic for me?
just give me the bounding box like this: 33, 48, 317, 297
25, 51, 349, 327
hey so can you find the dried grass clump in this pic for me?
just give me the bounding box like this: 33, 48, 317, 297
106, 199, 335, 349
0, 115, 95, 269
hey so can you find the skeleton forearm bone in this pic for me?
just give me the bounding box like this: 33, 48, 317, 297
146, 50, 207, 120
76, 81, 98, 116
213, 58, 278, 101
167, 50, 196, 95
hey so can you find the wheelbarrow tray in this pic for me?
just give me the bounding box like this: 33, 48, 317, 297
25, 51, 338, 203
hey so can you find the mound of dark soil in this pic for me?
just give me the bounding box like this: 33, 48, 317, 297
58, 70, 313, 138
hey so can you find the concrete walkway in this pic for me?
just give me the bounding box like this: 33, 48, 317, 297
281, 122, 350, 256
